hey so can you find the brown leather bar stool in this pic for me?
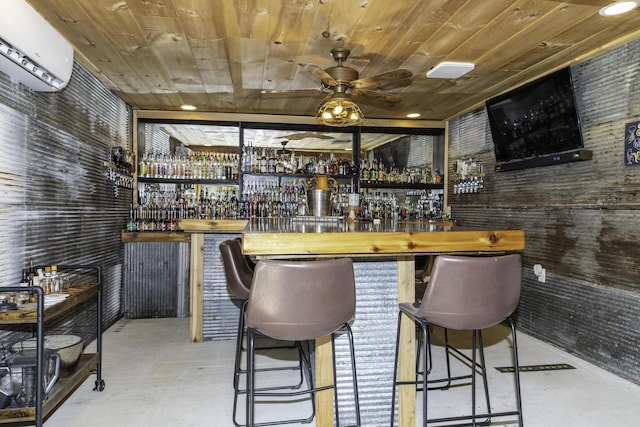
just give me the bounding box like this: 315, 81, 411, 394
245, 258, 361, 427
219, 239, 307, 427
390, 254, 524, 426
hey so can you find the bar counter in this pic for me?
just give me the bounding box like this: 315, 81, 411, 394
177, 218, 525, 427
242, 217, 524, 256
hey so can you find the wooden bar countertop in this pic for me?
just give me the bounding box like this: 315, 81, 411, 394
242, 218, 525, 256
123, 218, 524, 257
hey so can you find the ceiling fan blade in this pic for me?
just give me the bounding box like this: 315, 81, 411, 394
350, 88, 403, 104
260, 88, 323, 95
299, 63, 338, 87
369, 77, 414, 91
283, 132, 334, 140
350, 69, 413, 89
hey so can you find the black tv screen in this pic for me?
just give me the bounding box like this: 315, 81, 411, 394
486, 67, 584, 164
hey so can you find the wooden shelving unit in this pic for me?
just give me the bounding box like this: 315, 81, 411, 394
0, 265, 104, 426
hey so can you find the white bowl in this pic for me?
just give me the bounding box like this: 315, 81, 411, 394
12, 335, 83, 371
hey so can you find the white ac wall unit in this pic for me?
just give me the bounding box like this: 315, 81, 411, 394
0, 0, 74, 92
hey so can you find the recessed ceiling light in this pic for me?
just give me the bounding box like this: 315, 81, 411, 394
426, 61, 475, 79
180, 104, 197, 111
599, 1, 638, 16
406, 113, 421, 118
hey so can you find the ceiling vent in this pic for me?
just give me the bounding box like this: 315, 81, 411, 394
0, 0, 74, 92
426, 62, 475, 79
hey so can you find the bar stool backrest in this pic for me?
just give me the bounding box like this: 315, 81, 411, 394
219, 239, 253, 300
246, 258, 356, 341
418, 254, 522, 330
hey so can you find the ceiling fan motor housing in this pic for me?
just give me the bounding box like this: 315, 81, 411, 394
326, 65, 359, 84
327, 48, 359, 85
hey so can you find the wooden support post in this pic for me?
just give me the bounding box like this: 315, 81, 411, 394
189, 232, 204, 343
397, 255, 416, 427
315, 334, 334, 427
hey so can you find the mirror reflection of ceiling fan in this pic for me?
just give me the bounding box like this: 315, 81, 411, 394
299, 48, 413, 105
282, 132, 333, 140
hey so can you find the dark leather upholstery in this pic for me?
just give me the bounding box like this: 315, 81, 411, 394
245, 257, 360, 426
391, 253, 524, 427
245, 258, 356, 341
220, 238, 253, 300
233, 237, 256, 271
403, 254, 522, 330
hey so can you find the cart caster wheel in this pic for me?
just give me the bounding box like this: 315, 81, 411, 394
94, 379, 106, 392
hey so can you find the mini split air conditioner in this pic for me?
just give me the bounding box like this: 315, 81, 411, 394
0, 0, 74, 92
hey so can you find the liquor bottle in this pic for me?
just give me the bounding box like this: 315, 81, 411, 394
20, 269, 29, 287
260, 149, 268, 173
361, 160, 368, 184
232, 154, 239, 180
377, 159, 386, 183
51, 265, 61, 293
43, 266, 52, 294
369, 160, 378, 183
268, 150, 276, 173
243, 142, 252, 173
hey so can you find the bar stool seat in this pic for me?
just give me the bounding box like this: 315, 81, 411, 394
245, 258, 361, 427
219, 239, 308, 427
391, 254, 524, 426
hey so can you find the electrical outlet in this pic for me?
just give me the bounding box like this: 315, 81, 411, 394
533, 264, 546, 283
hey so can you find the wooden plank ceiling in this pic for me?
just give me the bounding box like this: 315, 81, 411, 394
26, 0, 640, 124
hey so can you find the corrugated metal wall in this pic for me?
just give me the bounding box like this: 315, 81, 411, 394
141, 122, 171, 154
0, 62, 132, 343
447, 39, 640, 384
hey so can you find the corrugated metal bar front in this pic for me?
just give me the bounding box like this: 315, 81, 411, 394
203, 233, 243, 340
123, 242, 190, 318
336, 259, 398, 426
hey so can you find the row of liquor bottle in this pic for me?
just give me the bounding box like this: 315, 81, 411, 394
128, 181, 445, 231
359, 160, 440, 185
136, 149, 441, 186
138, 151, 240, 180
242, 142, 354, 176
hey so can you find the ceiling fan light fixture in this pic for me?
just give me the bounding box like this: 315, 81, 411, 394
426, 61, 475, 79
317, 95, 364, 127
599, 1, 638, 16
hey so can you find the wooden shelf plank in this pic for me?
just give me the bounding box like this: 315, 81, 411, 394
121, 230, 191, 243
0, 353, 99, 423
0, 285, 98, 325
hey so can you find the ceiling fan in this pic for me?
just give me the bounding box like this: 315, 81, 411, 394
277, 140, 292, 155
299, 48, 413, 105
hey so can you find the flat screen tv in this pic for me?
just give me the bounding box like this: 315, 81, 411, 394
486, 67, 589, 171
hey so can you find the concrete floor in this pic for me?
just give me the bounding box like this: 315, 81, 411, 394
45, 317, 640, 427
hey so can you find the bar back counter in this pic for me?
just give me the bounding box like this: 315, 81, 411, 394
165, 218, 524, 427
